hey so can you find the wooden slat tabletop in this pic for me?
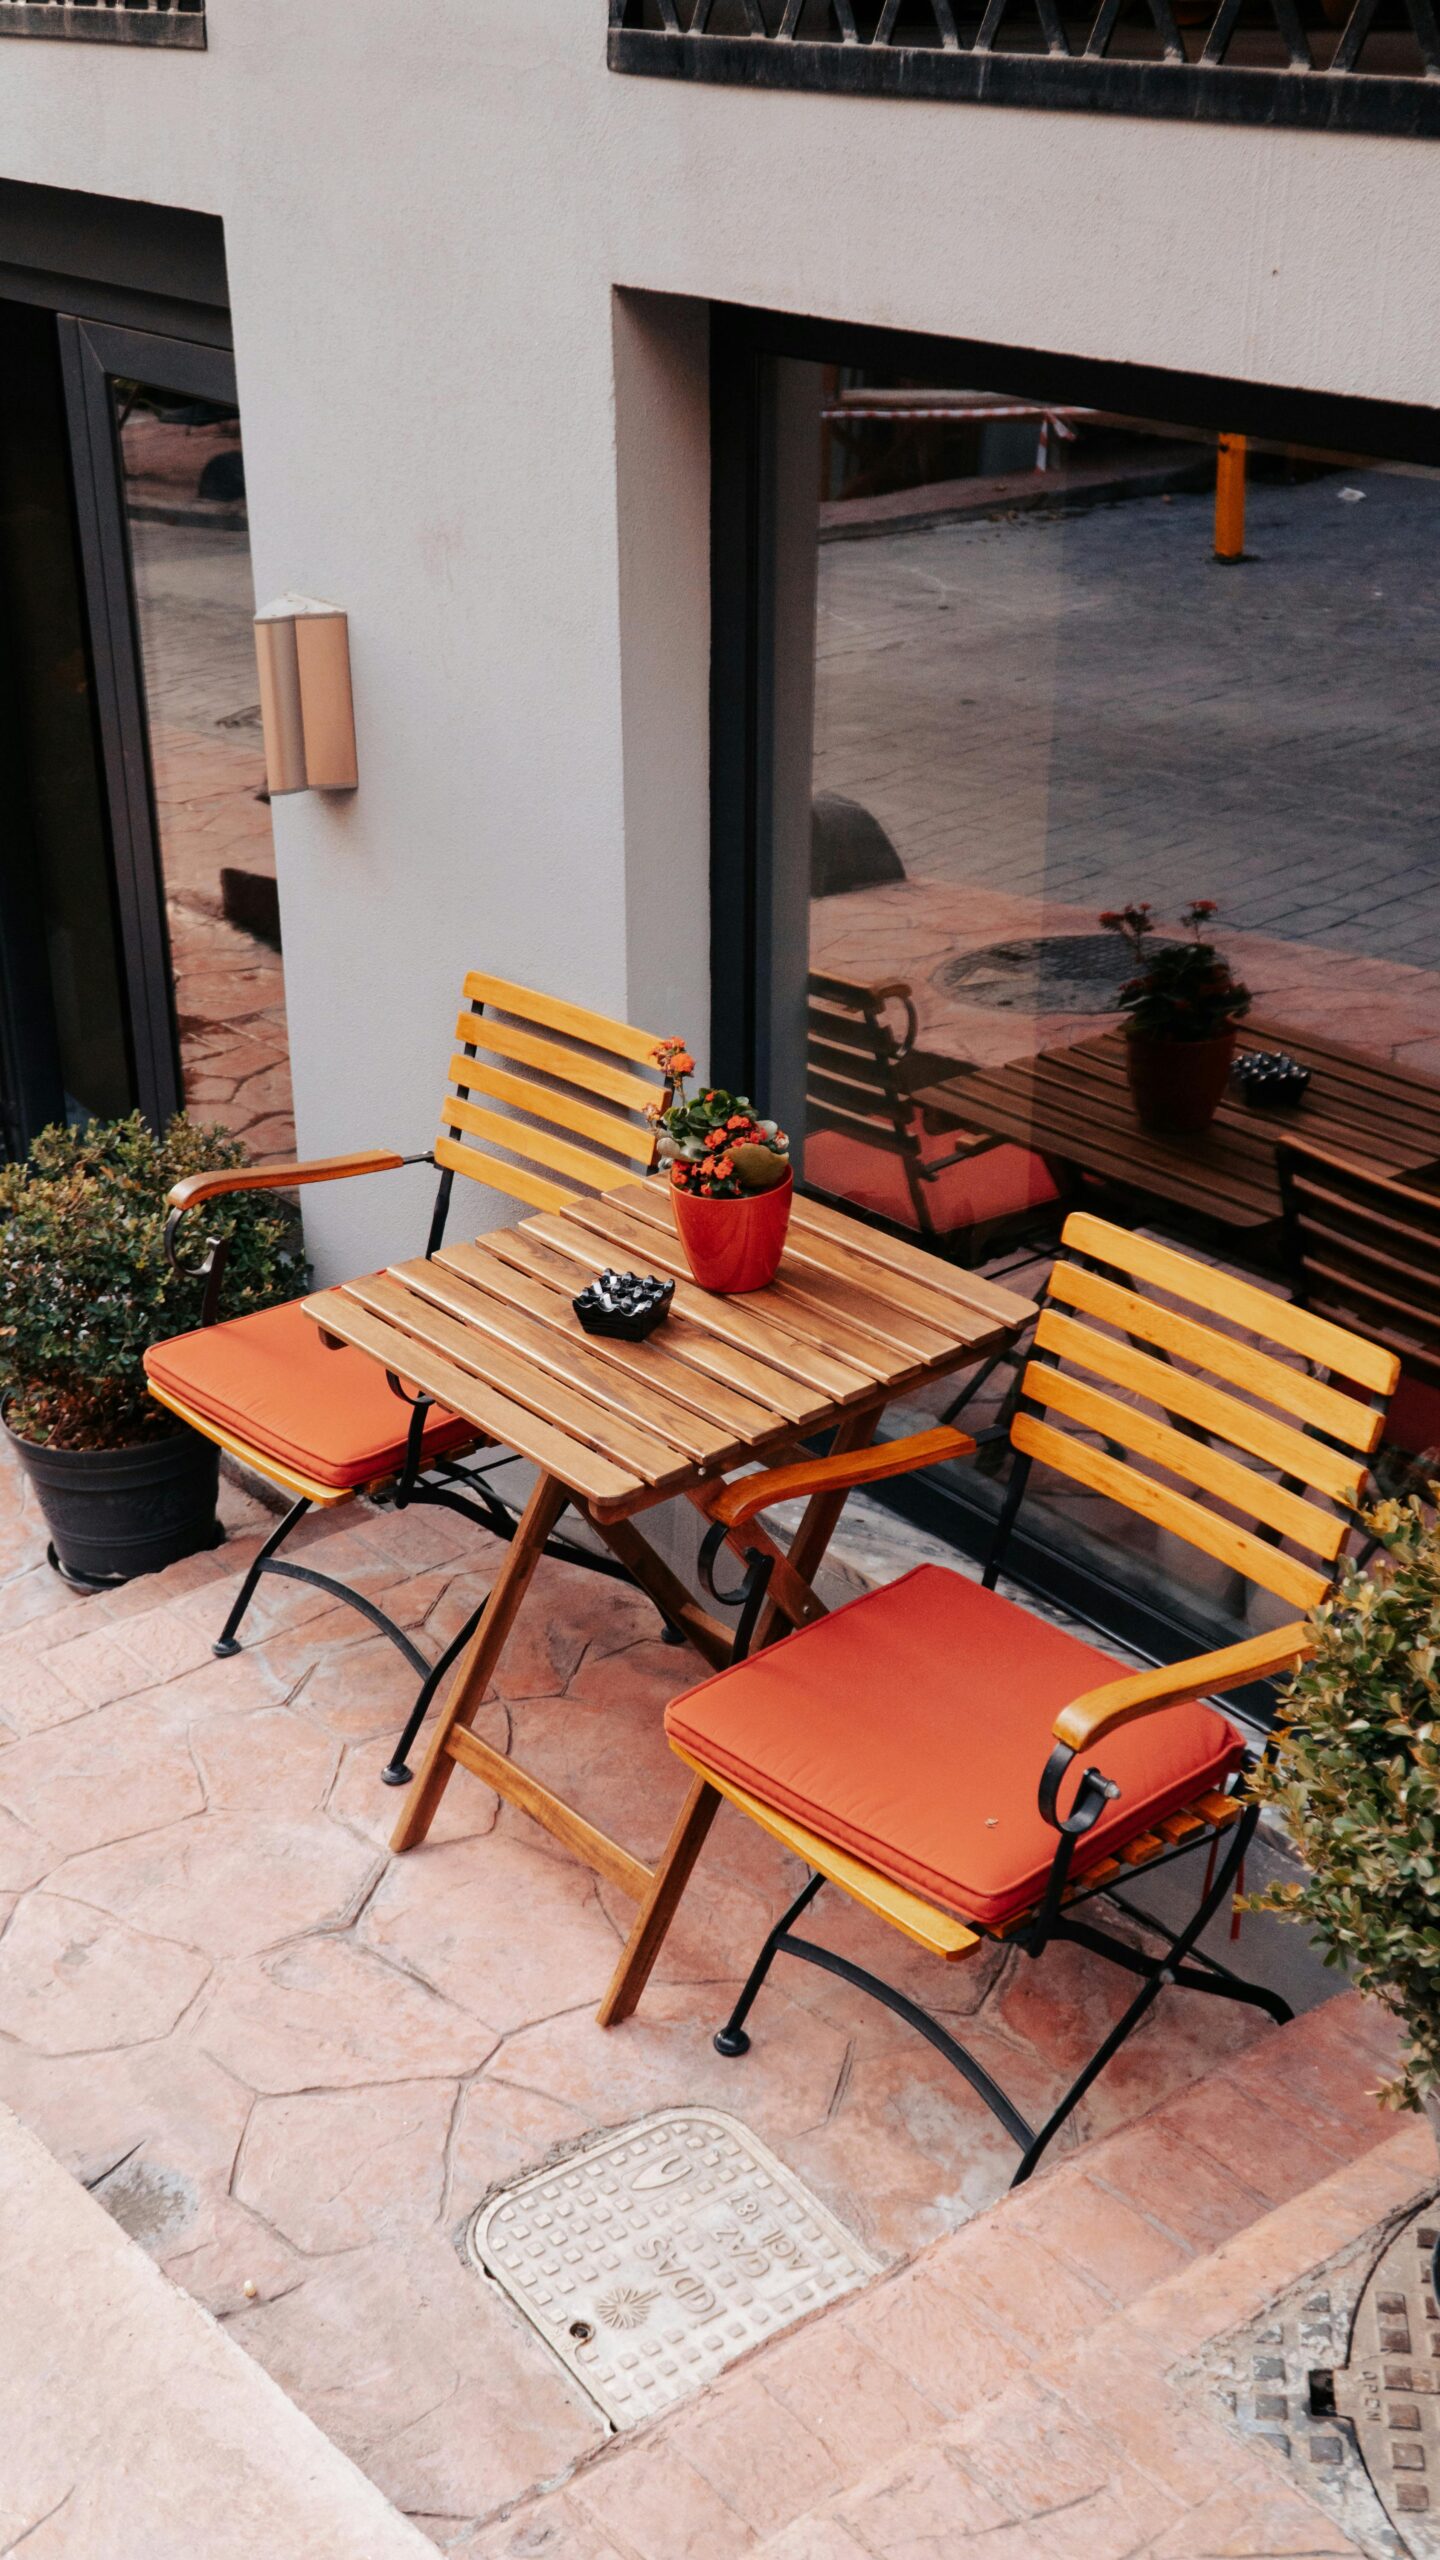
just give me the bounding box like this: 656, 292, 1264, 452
913, 1018, 1440, 1233
303, 1177, 1033, 1521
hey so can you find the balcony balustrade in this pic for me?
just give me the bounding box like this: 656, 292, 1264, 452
610, 0, 1440, 135
0, 0, 203, 44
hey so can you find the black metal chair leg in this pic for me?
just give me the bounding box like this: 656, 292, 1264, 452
1012, 1802, 1268, 2185
212, 1496, 311, 1657
714, 1872, 826, 2056
380, 1591, 490, 1787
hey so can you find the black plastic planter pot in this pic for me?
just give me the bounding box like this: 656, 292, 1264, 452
4, 1415, 221, 1590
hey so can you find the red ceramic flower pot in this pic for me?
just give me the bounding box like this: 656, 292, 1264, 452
670, 1172, 793, 1295
1125, 1030, 1236, 1136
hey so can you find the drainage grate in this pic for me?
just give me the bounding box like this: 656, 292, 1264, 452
468, 2107, 879, 2430
941, 932, 1179, 1014
1191, 2196, 1440, 2560
1332, 2206, 1440, 2552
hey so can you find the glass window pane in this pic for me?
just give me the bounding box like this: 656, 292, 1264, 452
116, 385, 296, 1156
769, 355, 1440, 1643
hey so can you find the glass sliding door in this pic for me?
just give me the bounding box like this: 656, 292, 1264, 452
59, 317, 295, 1154
727, 324, 1440, 1656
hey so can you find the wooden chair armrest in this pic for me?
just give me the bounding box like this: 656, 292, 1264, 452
1053, 1623, 1316, 1754
166, 1149, 412, 1215
708, 1426, 975, 1534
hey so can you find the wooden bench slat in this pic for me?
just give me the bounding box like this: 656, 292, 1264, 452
461, 970, 666, 1067
1034, 1304, 1367, 1508
1011, 1413, 1332, 1612
388, 1255, 746, 1471
1047, 1259, 1381, 1472
482, 1226, 844, 1429
345, 1272, 695, 1491
1023, 1359, 1347, 1561
446, 1056, 656, 1165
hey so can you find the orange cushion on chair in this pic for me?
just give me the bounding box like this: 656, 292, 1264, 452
144, 1299, 476, 1493
665, 1564, 1243, 1929
804, 1130, 1060, 1240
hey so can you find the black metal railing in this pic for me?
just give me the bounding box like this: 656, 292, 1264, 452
0, 0, 203, 43
610, 0, 1440, 134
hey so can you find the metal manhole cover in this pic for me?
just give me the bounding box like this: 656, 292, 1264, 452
941, 932, 1180, 1013
468, 2107, 880, 2430
1332, 2204, 1440, 2549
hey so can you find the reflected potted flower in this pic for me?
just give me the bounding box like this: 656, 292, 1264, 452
651, 1042, 792, 1295
1100, 899, 1251, 1136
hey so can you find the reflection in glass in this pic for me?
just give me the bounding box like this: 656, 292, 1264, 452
117, 385, 296, 1156
775, 360, 1440, 1638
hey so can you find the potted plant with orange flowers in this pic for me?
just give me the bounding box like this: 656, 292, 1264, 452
1100, 899, 1251, 1137
651, 1043, 792, 1295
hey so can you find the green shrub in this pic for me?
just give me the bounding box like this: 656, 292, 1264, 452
1249, 1493, 1440, 2110
0, 1114, 306, 1452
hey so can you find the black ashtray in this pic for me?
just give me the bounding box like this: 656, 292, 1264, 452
1232, 1049, 1312, 1110
573, 1269, 675, 1341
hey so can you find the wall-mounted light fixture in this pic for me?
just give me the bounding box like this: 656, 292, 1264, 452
253, 594, 358, 795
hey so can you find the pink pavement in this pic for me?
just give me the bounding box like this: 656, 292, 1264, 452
0, 1429, 1420, 2548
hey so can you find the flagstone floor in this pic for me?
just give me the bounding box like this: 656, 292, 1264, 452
0, 1433, 1342, 2545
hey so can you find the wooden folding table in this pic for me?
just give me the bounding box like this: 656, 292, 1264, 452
912, 1017, 1440, 1239
304, 1175, 1033, 2004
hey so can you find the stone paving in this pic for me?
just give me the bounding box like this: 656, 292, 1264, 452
0, 1425, 1340, 2547
810, 467, 1440, 1081
477, 1996, 1430, 2560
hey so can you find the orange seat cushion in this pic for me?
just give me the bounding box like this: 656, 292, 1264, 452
804, 1130, 1060, 1240
665, 1563, 1243, 1929
144, 1298, 476, 1492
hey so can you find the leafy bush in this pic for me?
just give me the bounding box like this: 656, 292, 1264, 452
0, 1115, 305, 1452
1249, 1494, 1440, 2110
1100, 899, 1252, 1043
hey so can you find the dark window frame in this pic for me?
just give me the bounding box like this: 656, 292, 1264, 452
58, 317, 239, 1131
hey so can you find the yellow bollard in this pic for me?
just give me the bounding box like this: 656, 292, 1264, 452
1214, 433, 1247, 564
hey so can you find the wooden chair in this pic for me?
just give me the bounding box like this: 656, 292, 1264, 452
1277, 1137, 1440, 1465
804, 971, 1065, 1270
600, 1210, 1397, 2184
145, 972, 672, 1780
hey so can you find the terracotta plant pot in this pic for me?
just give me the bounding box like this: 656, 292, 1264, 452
1125, 1030, 1237, 1137
670, 1171, 793, 1295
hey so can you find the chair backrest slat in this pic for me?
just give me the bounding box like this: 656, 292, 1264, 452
454, 1011, 660, 1116
1061, 1210, 1398, 1396
438, 978, 668, 1216
1016, 1210, 1398, 1612
433, 1137, 577, 1216
1033, 1307, 1367, 1511
1011, 1413, 1335, 1612
444, 1057, 658, 1165
1025, 1359, 1347, 1561
461, 971, 663, 1066
806, 974, 917, 1169
1279, 1141, 1440, 1394
1047, 1259, 1383, 1457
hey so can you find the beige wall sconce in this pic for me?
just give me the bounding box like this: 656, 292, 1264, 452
254, 595, 358, 795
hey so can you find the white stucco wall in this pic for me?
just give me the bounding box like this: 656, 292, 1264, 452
0, 0, 1434, 1271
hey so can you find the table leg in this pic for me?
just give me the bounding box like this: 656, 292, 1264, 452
587, 1514, 735, 1672
753, 1405, 880, 1648
390, 1470, 569, 1852
597, 1773, 723, 2028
